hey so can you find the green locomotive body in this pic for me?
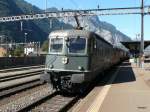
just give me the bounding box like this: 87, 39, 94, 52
41, 29, 128, 93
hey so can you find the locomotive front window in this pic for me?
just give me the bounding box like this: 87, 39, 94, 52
68, 37, 86, 54
50, 38, 63, 53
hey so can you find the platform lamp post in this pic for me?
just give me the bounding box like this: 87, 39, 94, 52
45, 0, 53, 29
24, 32, 28, 56
38, 41, 41, 56
140, 0, 144, 68
45, 0, 47, 13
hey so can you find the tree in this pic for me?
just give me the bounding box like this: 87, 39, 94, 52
41, 40, 49, 52
14, 46, 24, 57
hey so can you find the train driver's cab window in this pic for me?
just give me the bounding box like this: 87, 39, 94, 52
68, 36, 86, 54
49, 37, 63, 53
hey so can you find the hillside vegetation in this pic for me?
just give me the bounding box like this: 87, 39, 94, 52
0, 0, 72, 43
0, 0, 131, 44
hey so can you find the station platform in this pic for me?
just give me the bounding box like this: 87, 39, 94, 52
72, 60, 150, 112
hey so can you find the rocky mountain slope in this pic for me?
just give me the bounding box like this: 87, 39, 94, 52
0, 0, 72, 43
60, 15, 131, 44
0, 0, 131, 44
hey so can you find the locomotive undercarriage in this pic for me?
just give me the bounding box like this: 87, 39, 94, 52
43, 71, 87, 93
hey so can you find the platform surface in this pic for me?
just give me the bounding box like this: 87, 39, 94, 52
72, 60, 150, 112
100, 62, 150, 112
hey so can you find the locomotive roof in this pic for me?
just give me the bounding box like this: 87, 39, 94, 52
49, 29, 91, 38
49, 29, 113, 46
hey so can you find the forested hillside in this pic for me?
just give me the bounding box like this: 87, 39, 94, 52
0, 0, 131, 44
0, 0, 72, 43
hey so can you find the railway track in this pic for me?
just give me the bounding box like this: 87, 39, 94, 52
0, 65, 80, 112
0, 70, 43, 82
0, 65, 44, 98
29, 93, 79, 112
0, 66, 48, 112
0, 80, 42, 98
0, 65, 117, 112
0, 84, 79, 112
0, 66, 44, 88
0, 66, 115, 112
0, 66, 80, 112
0, 84, 52, 112
0, 65, 44, 73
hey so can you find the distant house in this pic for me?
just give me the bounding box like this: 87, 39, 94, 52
0, 47, 6, 57
24, 47, 34, 55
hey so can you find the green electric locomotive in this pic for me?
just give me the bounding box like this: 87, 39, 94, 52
41, 29, 128, 93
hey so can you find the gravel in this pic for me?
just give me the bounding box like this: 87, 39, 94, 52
0, 84, 53, 112
31, 95, 75, 112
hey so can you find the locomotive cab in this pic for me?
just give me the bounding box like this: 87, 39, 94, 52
41, 30, 128, 93
45, 33, 89, 72
42, 30, 91, 92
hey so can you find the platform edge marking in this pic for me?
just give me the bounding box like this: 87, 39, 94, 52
86, 67, 120, 112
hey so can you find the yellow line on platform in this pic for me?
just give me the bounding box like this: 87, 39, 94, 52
86, 67, 120, 112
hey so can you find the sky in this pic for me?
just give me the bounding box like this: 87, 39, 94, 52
25, 0, 150, 40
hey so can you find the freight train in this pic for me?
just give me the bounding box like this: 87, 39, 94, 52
41, 29, 128, 93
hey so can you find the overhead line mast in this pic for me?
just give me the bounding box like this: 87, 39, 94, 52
140, 0, 145, 68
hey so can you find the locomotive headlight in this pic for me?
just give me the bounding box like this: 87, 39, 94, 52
49, 65, 53, 69
62, 57, 69, 64
64, 37, 69, 41
78, 66, 84, 71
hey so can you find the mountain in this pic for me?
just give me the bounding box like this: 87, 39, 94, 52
0, 0, 72, 43
0, 0, 46, 42
0, 0, 131, 44
60, 15, 131, 44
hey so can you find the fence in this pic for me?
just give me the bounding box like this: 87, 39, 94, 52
0, 56, 45, 69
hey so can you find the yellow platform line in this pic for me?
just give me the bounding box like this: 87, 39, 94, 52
86, 67, 120, 112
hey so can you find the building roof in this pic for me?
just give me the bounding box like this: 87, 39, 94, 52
121, 41, 150, 54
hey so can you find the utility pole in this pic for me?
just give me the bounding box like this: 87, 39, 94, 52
140, 0, 144, 68
24, 33, 28, 56
20, 21, 23, 32
38, 42, 41, 56
45, 0, 53, 29
0, 35, 4, 47
45, 0, 47, 13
